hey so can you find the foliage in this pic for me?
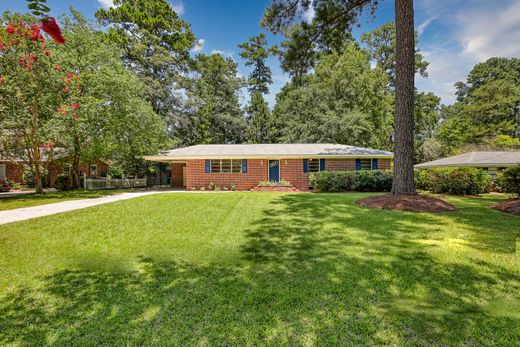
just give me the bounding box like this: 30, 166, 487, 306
55, 174, 72, 191
246, 92, 277, 143
51, 11, 168, 179
361, 22, 429, 88
95, 0, 195, 131
21, 166, 48, 188
272, 44, 391, 147
437, 58, 520, 153
496, 164, 520, 198
238, 33, 275, 94
309, 170, 393, 192
414, 168, 491, 195
0, 179, 11, 192
0, 16, 63, 193
176, 53, 246, 145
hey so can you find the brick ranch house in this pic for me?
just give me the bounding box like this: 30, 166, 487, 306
0, 152, 109, 188
144, 144, 393, 191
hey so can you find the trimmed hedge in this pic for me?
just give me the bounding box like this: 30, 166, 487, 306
309, 170, 393, 192
55, 174, 72, 191
414, 167, 491, 195
496, 164, 520, 198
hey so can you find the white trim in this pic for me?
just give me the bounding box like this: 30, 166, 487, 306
144, 154, 393, 162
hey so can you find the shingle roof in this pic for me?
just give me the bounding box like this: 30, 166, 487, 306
415, 151, 520, 168
144, 143, 393, 161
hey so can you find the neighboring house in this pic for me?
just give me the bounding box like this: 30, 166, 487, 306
144, 143, 393, 191
0, 152, 109, 188
415, 151, 520, 175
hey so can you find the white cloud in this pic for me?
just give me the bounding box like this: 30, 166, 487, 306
192, 39, 205, 52
211, 49, 234, 59
302, 1, 315, 23
172, 1, 185, 15
457, 1, 520, 61
97, 0, 114, 9
417, 15, 437, 36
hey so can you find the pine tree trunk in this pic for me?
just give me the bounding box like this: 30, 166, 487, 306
392, 0, 417, 195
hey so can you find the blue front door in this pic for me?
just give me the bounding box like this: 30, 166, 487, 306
269, 160, 280, 182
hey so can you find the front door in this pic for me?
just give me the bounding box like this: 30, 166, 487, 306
268, 160, 280, 182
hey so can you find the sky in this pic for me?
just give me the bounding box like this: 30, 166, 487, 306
2, 0, 519, 107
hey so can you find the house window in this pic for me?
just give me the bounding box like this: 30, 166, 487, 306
210, 159, 243, 173
90, 164, 98, 176
360, 159, 372, 170
308, 159, 320, 172
63, 164, 71, 175
0, 164, 6, 180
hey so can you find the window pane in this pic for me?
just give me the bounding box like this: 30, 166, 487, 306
231, 160, 241, 173
308, 159, 320, 172
360, 159, 372, 170
221, 160, 232, 173
211, 160, 221, 173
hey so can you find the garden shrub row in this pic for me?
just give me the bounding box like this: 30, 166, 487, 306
415, 167, 491, 195
309, 170, 393, 192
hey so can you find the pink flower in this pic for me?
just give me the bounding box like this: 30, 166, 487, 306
62, 87, 69, 93
41, 17, 64, 44
6, 25, 14, 35
71, 103, 79, 109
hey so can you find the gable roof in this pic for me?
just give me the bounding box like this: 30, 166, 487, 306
144, 144, 393, 161
415, 151, 520, 169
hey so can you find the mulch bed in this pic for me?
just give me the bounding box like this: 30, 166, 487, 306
491, 199, 520, 216
355, 193, 457, 213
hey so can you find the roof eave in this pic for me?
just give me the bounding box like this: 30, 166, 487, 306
144, 154, 393, 162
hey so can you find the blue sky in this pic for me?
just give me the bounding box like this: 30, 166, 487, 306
2, 0, 519, 107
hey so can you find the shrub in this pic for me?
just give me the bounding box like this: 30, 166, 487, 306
496, 164, 520, 198
230, 184, 237, 191
55, 174, 72, 191
414, 167, 491, 195
22, 167, 48, 188
0, 179, 11, 192
309, 170, 393, 192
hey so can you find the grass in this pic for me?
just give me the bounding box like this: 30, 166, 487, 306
0, 192, 519, 345
0, 189, 142, 211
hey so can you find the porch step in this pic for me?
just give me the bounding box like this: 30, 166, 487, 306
250, 185, 300, 192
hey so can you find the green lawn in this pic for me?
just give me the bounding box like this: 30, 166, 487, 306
0, 189, 142, 211
1, 192, 519, 345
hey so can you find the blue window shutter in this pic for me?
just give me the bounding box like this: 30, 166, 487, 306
372, 158, 378, 170
205, 160, 210, 173
303, 159, 309, 173
355, 159, 361, 171
319, 158, 325, 171
241, 159, 247, 173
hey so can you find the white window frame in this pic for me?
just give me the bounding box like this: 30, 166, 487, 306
308, 158, 322, 173
360, 159, 372, 170
63, 163, 71, 175
210, 159, 242, 173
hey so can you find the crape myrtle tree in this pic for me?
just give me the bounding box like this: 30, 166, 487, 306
262, 0, 418, 195
95, 0, 195, 138
239, 34, 279, 143
0, 16, 64, 193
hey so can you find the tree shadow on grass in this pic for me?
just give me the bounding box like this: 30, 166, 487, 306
1, 193, 520, 345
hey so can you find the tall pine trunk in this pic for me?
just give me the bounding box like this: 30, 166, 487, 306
392, 0, 417, 195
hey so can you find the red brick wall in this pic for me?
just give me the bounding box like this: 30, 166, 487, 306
325, 159, 356, 171
0, 161, 24, 183
280, 159, 310, 191
171, 163, 185, 187
378, 158, 391, 170
185, 158, 393, 191
186, 159, 268, 190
